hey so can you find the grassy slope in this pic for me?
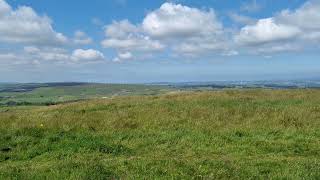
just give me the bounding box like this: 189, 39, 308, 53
0, 89, 320, 179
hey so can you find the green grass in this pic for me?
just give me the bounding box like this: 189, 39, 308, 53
0, 89, 320, 179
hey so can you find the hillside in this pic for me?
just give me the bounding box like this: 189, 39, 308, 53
0, 90, 320, 179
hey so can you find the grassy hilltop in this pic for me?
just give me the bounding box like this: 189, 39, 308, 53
0, 89, 320, 179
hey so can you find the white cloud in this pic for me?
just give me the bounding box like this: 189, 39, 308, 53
112, 51, 133, 62
101, 3, 231, 59
0, 0, 10, 16
2, 0, 320, 65
142, 3, 223, 39
118, 52, 132, 60
102, 36, 164, 51
25, 47, 70, 61
24, 46, 40, 54
0, 0, 67, 45
277, 0, 320, 42
39, 51, 70, 61
277, 1, 320, 31
73, 30, 93, 45
101, 20, 165, 52
142, 2, 231, 56
23, 47, 106, 64
101, 1, 320, 58
71, 49, 105, 62
0, 0, 105, 66
235, 0, 320, 54
104, 20, 139, 39
0, 51, 40, 66
235, 18, 301, 46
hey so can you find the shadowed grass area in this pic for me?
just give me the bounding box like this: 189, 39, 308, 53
0, 89, 320, 179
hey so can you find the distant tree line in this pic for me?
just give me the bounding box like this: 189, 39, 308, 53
0, 99, 86, 107
0, 101, 58, 107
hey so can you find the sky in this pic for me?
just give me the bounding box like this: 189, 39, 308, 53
0, 0, 319, 83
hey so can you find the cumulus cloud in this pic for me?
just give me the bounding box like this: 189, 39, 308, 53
2, 0, 320, 67
4, 0, 319, 65
104, 20, 138, 39
142, 2, 232, 57
100, 1, 320, 58
142, 3, 223, 39
102, 36, 164, 51
24, 47, 69, 61
71, 49, 105, 62
0, 48, 68, 66
0, 0, 10, 16
73, 31, 93, 45
101, 3, 232, 59
112, 52, 133, 62
235, 0, 320, 54
277, 1, 320, 32
0, 0, 67, 45
277, 0, 320, 42
18, 47, 106, 64
101, 20, 165, 52
0, 1, 103, 66
38, 49, 70, 61
235, 18, 301, 46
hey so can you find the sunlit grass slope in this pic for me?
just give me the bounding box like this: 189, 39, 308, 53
1, 90, 320, 179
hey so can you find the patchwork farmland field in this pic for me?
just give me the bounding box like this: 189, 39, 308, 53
0, 83, 174, 106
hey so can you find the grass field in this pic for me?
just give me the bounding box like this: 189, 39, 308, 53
0, 89, 320, 179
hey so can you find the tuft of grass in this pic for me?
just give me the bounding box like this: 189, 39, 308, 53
0, 89, 320, 179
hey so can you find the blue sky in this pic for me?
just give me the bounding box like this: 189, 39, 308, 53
0, 0, 319, 83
